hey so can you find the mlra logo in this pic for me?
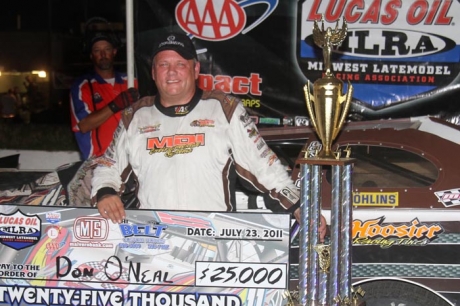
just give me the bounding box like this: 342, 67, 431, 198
0, 210, 41, 250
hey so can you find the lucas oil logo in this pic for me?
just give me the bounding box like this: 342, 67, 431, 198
147, 134, 205, 157
0, 210, 41, 250
300, 1, 455, 59
175, 0, 278, 41
297, 1, 459, 111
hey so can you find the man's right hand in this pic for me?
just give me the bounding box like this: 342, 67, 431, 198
96, 194, 126, 223
108, 88, 139, 113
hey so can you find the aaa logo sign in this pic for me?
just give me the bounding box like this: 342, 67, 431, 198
176, 0, 278, 41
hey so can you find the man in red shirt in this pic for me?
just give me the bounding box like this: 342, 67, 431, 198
70, 32, 138, 159
68, 31, 138, 206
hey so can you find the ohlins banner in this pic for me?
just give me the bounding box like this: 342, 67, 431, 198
134, 0, 460, 123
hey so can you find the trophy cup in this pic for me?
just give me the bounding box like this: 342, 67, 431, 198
304, 17, 353, 158
296, 17, 364, 306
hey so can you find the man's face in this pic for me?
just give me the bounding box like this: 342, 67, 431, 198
152, 50, 200, 105
90, 40, 117, 71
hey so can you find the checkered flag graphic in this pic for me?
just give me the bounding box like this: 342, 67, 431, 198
434, 189, 460, 207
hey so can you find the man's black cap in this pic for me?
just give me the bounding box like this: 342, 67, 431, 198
151, 32, 197, 60
87, 32, 116, 51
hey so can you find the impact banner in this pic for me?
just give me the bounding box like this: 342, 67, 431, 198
0, 205, 290, 306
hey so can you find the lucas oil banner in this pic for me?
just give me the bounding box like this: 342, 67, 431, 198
0, 205, 290, 306
134, 0, 460, 123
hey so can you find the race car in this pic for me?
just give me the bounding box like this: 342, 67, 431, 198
250, 116, 460, 306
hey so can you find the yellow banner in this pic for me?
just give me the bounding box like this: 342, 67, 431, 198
353, 192, 399, 207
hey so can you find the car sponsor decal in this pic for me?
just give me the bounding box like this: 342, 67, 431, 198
118, 221, 170, 251
268, 154, 278, 166
260, 147, 273, 158
239, 112, 253, 127
249, 116, 259, 124
353, 192, 399, 207
0, 210, 41, 251
352, 216, 444, 248
45, 211, 61, 224
283, 117, 294, 126
146, 134, 205, 157
281, 187, 300, 204
246, 127, 259, 138
71, 216, 113, 248
44, 225, 67, 252
256, 139, 266, 150
138, 124, 161, 134
259, 117, 281, 125
46, 226, 60, 240
224, 94, 238, 105
175, 105, 190, 115
190, 119, 215, 127
295, 116, 310, 126
434, 188, 460, 207
119, 222, 167, 238
92, 92, 103, 103
123, 106, 134, 115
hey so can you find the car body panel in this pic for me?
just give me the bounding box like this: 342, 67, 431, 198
257, 116, 460, 304
1, 116, 459, 304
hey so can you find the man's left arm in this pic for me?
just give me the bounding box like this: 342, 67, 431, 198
227, 102, 327, 239
228, 102, 300, 211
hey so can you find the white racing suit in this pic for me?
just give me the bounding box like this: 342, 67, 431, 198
91, 89, 300, 212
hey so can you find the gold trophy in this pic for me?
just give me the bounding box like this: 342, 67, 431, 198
296, 16, 365, 306
304, 17, 353, 158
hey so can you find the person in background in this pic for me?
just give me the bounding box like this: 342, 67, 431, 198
70, 32, 138, 159
91, 32, 327, 240
67, 31, 139, 207
11, 87, 22, 110
23, 75, 40, 111
0, 89, 17, 121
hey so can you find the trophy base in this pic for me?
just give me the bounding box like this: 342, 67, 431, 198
297, 156, 355, 166
290, 299, 366, 306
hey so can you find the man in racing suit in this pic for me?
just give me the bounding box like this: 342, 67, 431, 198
91, 32, 326, 237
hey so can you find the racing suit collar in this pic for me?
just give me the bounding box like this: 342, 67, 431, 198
155, 87, 203, 117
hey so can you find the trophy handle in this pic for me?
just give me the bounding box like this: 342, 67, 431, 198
304, 82, 319, 133
332, 81, 353, 140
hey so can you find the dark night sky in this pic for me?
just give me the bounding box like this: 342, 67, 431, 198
0, 0, 131, 73
0, 0, 127, 33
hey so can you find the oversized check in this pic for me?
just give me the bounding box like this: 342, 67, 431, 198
0, 205, 291, 306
